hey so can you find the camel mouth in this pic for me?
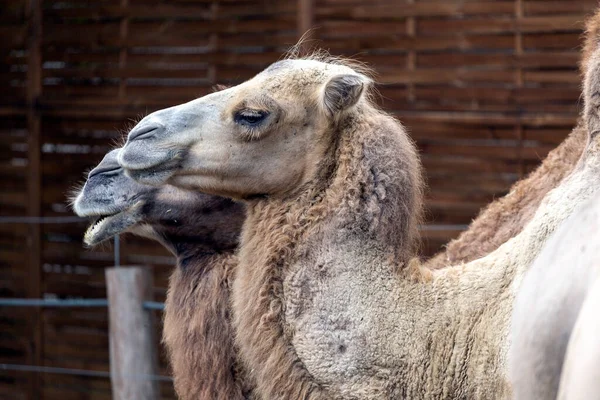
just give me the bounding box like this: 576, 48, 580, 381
83, 211, 133, 246
118, 144, 184, 187
124, 161, 179, 186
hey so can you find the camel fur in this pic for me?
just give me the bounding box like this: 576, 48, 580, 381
115, 50, 600, 399
509, 192, 600, 400
71, 150, 249, 400
557, 269, 600, 400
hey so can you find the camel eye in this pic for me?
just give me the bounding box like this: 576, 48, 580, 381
234, 109, 269, 127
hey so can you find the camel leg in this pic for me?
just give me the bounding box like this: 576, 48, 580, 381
557, 275, 600, 400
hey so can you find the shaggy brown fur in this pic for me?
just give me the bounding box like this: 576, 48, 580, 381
427, 124, 586, 269
133, 197, 250, 400
164, 253, 250, 400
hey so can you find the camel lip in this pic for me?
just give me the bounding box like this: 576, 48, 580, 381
83, 211, 133, 246
124, 161, 179, 186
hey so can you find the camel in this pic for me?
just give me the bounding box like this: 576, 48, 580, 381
426, 122, 584, 268
73, 122, 583, 400
509, 18, 600, 397
71, 149, 249, 400
72, 127, 586, 399
114, 49, 600, 399
428, 7, 600, 267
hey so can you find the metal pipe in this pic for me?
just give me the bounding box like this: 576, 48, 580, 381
0, 298, 164, 310
0, 363, 172, 382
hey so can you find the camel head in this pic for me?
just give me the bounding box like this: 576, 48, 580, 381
118, 56, 373, 199
72, 148, 245, 258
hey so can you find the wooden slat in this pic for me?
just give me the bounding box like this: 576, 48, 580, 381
25, 1, 42, 399
2, 0, 598, 398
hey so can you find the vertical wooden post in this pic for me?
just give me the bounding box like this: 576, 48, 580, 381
106, 267, 158, 400
406, 0, 416, 104
297, 0, 314, 40
118, 0, 129, 99
207, 2, 219, 86
515, 0, 525, 179
25, 0, 42, 398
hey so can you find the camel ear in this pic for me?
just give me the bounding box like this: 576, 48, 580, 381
322, 74, 368, 116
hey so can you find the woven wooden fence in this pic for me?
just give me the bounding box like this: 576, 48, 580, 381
1, 0, 597, 398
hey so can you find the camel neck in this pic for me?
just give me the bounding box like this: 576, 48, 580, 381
232, 107, 424, 399
164, 252, 246, 400
175, 247, 220, 271
153, 229, 237, 271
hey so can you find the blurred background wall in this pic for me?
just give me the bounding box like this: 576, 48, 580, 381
0, 0, 597, 398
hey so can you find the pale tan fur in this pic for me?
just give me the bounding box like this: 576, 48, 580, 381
117, 50, 600, 399
557, 275, 600, 400
509, 192, 600, 400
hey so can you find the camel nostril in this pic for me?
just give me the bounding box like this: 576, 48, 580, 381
129, 124, 162, 141
88, 165, 121, 179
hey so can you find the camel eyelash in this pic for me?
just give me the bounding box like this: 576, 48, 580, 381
234, 109, 270, 141
234, 109, 269, 126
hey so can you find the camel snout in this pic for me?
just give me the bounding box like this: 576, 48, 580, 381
118, 138, 179, 187
117, 119, 174, 175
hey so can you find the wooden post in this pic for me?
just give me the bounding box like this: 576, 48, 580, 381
25, 0, 42, 398
118, 0, 129, 99
297, 0, 314, 40
105, 267, 158, 400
